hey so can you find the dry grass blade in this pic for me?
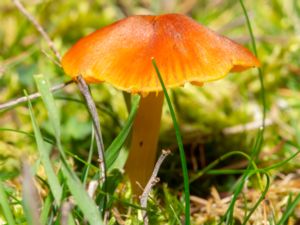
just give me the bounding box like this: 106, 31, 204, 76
223, 118, 273, 135
0, 81, 74, 110
76, 75, 106, 185
177, 0, 197, 14
140, 149, 171, 225
12, 0, 61, 62
192, 174, 300, 224
116, 0, 132, 16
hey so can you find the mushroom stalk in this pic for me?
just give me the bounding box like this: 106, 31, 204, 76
125, 92, 164, 194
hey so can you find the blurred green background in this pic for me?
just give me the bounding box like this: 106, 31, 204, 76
1, 0, 300, 223
1, 0, 299, 175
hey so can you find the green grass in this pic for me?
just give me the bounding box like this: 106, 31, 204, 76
27, 78, 103, 224
0, 181, 16, 225
152, 59, 191, 225
277, 193, 300, 225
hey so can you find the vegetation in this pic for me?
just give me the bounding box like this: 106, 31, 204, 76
1, 0, 300, 224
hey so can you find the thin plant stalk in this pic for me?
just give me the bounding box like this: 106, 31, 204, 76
239, 0, 266, 155
241, 172, 270, 225
277, 193, 300, 225
152, 59, 191, 225
0, 81, 74, 111
25, 88, 63, 205
140, 149, 171, 225
76, 75, 106, 185
82, 126, 95, 186
30, 77, 103, 225
12, 0, 61, 62
190, 151, 258, 184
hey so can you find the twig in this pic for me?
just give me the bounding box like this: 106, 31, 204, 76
41, 49, 61, 67
222, 118, 273, 135
0, 80, 74, 111
76, 75, 106, 185
177, 0, 197, 14
116, 0, 132, 17
140, 149, 171, 225
12, 0, 62, 62
112, 208, 126, 225
190, 195, 208, 206
87, 180, 99, 198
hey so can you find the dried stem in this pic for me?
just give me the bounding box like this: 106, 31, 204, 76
87, 180, 99, 198
178, 0, 197, 14
140, 149, 171, 225
112, 208, 126, 225
223, 118, 273, 135
0, 80, 74, 111
116, 0, 132, 17
12, 0, 62, 62
76, 75, 106, 185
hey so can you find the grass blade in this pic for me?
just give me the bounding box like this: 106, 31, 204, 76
62, 166, 104, 225
0, 181, 16, 225
34, 74, 103, 225
0, 127, 55, 144
152, 59, 190, 225
190, 151, 253, 183
34, 75, 61, 138
26, 90, 62, 205
242, 172, 270, 225
239, 0, 266, 155
34, 75, 68, 160
220, 132, 264, 224
40, 194, 52, 225
276, 193, 300, 225
82, 125, 95, 185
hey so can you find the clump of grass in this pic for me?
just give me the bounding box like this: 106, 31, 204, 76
1, 0, 300, 224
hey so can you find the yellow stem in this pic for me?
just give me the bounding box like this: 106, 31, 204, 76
125, 92, 164, 195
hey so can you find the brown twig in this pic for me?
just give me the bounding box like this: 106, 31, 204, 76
87, 180, 99, 198
12, 0, 62, 62
112, 208, 126, 225
140, 149, 171, 225
0, 80, 74, 111
116, 0, 132, 17
76, 75, 106, 185
177, 0, 197, 14
222, 118, 273, 135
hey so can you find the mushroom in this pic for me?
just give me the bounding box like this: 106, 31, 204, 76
61, 14, 260, 194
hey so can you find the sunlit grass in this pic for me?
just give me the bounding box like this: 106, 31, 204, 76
0, 0, 300, 224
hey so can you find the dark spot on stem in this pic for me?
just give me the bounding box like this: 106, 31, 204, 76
139, 141, 143, 147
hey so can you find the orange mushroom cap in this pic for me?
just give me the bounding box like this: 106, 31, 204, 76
61, 14, 260, 94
